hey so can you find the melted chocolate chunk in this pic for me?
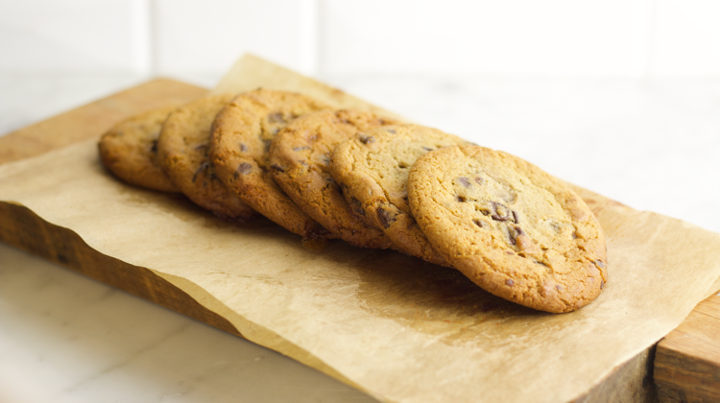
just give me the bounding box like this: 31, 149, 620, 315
457, 177, 471, 188
473, 219, 484, 228
512, 211, 519, 224
595, 260, 606, 269
350, 197, 365, 216
456, 195, 467, 202
235, 162, 253, 177
270, 164, 285, 173
507, 229, 517, 245
192, 162, 209, 183
358, 134, 375, 144
490, 201, 512, 221
377, 207, 396, 229
239, 143, 248, 152
507, 226, 525, 246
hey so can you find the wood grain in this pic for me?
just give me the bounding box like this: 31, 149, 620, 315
655, 296, 720, 402
0, 77, 717, 402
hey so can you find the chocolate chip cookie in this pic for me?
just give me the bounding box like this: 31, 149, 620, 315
210, 89, 332, 238
408, 145, 607, 313
157, 94, 257, 221
329, 124, 468, 265
269, 110, 398, 249
98, 105, 180, 192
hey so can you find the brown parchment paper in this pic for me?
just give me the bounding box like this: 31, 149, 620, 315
2, 55, 720, 403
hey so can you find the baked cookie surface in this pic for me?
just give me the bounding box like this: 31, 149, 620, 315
408, 145, 607, 313
329, 124, 468, 265
98, 105, 179, 192
210, 89, 332, 238
157, 94, 256, 221
269, 110, 397, 249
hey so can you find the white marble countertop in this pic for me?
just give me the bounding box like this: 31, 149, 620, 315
1, 73, 719, 402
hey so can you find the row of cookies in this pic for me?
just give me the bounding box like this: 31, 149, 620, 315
98, 89, 607, 313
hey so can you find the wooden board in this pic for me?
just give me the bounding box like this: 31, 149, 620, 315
0, 78, 717, 402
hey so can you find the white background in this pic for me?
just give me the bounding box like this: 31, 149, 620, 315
1, 1, 719, 402
2, 0, 720, 79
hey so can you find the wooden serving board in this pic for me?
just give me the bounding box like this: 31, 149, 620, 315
0, 78, 717, 403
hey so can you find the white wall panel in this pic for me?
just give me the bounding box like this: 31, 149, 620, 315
153, 0, 318, 78
0, 0, 148, 74
320, 0, 653, 77
650, 0, 720, 77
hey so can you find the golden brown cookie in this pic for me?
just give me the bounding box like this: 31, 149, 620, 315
408, 145, 607, 313
210, 89, 332, 238
329, 124, 468, 265
98, 105, 179, 192
157, 95, 256, 221
269, 110, 398, 249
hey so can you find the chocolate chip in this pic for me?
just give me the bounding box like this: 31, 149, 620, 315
512, 211, 519, 224
556, 285, 562, 291
474, 177, 484, 185
377, 207, 396, 229
239, 143, 247, 152
505, 279, 514, 286
571, 232, 578, 239
473, 219, 484, 228
387, 129, 397, 134
398, 162, 409, 169
192, 162, 209, 183
268, 112, 285, 123
292, 146, 310, 152
358, 134, 375, 144
271, 164, 285, 173
490, 201, 511, 221
263, 139, 272, 151
235, 162, 253, 178
600, 280, 604, 289
506, 226, 525, 246
456, 195, 466, 202
350, 197, 365, 216
150, 140, 158, 153
423, 147, 434, 152
595, 260, 606, 269
458, 177, 471, 188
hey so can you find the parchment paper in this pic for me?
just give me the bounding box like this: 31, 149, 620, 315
1, 55, 720, 403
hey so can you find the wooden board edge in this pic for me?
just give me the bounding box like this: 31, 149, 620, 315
0, 201, 242, 338
654, 295, 720, 403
